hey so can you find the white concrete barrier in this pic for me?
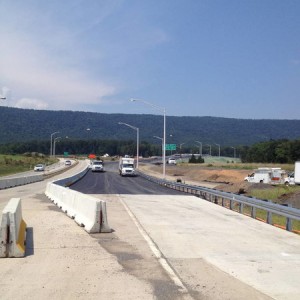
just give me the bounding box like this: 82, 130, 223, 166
0, 174, 43, 190
45, 182, 111, 233
0, 212, 9, 257
100, 201, 111, 233
0, 198, 27, 258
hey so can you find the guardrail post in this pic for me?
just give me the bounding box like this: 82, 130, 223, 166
214, 196, 218, 204
239, 202, 244, 214
251, 206, 256, 219
286, 204, 293, 231
221, 198, 225, 207
286, 218, 292, 232
267, 201, 272, 225
230, 197, 234, 210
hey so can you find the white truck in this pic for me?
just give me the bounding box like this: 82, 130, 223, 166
119, 157, 136, 177
244, 167, 287, 184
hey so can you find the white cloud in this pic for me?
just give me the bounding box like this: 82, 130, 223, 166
0, 34, 117, 110
0, 12, 117, 111
0, 1, 170, 112
15, 98, 49, 110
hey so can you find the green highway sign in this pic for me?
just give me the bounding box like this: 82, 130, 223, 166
165, 144, 176, 151
64, 152, 69, 157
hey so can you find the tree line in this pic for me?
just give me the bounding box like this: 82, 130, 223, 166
239, 139, 300, 163
0, 138, 299, 164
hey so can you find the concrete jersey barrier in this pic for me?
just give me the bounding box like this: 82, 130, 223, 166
0, 174, 43, 190
0, 198, 27, 258
0, 159, 79, 190
45, 167, 111, 233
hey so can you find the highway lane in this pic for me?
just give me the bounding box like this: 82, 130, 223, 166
71, 161, 300, 300
71, 162, 188, 195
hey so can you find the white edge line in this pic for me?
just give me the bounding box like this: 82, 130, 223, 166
120, 196, 188, 293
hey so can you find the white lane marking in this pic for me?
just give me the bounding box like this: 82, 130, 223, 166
120, 196, 188, 293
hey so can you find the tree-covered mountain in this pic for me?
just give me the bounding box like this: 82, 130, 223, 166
1, 106, 300, 146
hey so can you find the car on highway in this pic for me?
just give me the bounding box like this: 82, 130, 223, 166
167, 158, 177, 165
91, 160, 104, 172
65, 160, 72, 166
34, 164, 45, 171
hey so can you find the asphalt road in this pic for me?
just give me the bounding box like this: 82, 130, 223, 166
71, 162, 188, 195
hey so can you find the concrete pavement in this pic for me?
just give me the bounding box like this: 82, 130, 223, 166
120, 194, 300, 300
0, 161, 191, 299
1, 161, 299, 299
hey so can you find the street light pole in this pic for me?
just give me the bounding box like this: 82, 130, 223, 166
195, 141, 202, 156
50, 131, 60, 156
118, 122, 139, 169
53, 137, 61, 158
215, 143, 220, 157
131, 98, 166, 178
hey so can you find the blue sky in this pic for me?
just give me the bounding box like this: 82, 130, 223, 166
0, 0, 299, 119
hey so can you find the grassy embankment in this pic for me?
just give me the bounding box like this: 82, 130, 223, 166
0, 154, 57, 177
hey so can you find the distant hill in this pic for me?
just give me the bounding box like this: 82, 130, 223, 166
0, 106, 300, 146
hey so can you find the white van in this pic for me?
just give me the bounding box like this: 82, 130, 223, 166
244, 168, 287, 184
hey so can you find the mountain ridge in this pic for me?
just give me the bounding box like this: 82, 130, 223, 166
0, 106, 299, 146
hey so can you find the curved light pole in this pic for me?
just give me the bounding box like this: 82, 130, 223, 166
53, 137, 61, 158
131, 98, 166, 178
215, 143, 220, 157
195, 141, 202, 156
118, 122, 139, 169
50, 131, 60, 156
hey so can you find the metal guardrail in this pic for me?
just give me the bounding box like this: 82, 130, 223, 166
137, 171, 300, 232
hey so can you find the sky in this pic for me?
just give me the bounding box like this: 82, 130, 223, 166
0, 0, 300, 119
